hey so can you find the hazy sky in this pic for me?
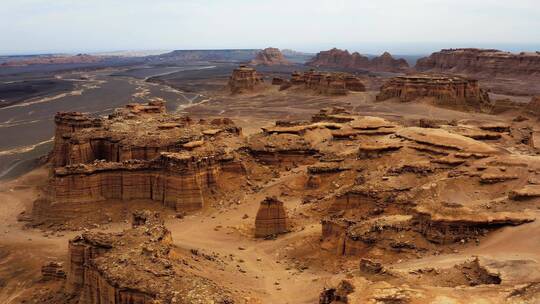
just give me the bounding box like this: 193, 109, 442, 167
1, 0, 540, 55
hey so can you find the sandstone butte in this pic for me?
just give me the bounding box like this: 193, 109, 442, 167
32, 99, 248, 227
228, 65, 263, 94
249, 47, 292, 66
306, 48, 409, 73
274, 69, 366, 95
376, 74, 491, 110
415, 48, 540, 77
254, 196, 288, 238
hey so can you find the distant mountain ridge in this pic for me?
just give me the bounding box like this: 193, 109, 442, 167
306, 48, 409, 73
147, 49, 260, 63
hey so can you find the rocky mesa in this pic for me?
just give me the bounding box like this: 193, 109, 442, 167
250, 47, 292, 66
32, 100, 248, 228
416, 48, 540, 77
376, 74, 491, 110
306, 48, 409, 73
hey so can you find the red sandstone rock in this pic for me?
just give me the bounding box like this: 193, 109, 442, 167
306, 48, 409, 72
254, 197, 288, 238
34, 101, 247, 226
287, 70, 365, 95
370, 52, 409, 72
41, 262, 66, 281
307, 48, 369, 70
526, 96, 540, 116
376, 75, 490, 109
250, 47, 291, 66
66, 211, 236, 303
416, 48, 540, 77
228, 65, 263, 93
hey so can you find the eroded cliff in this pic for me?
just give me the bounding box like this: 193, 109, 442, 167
250, 47, 291, 66
416, 48, 540, 77
66, 211, 237, 304
376, 74, 491, 111
33, 101, 248, 228
306, 48, 409, 72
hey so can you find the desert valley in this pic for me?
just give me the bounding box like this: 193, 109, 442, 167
1, 44, 540, 304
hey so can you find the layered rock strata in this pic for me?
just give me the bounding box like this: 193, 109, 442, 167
277, 70, 365, 95
228, 65, 263, 93
34, 102, 247, 225
41, 262, 66, 281
525, 96, 540, 116
254, 196, 288, 238
307, 111, 538, 258
250, 47, 291, 66
66, 211, 236, 303
306, 48, 409, 72
376, 75, 490, 109
416, 48, 540, 77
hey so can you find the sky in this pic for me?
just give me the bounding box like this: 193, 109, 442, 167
1, 0, 540, 55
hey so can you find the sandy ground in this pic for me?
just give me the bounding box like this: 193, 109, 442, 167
167, 166, 334, 303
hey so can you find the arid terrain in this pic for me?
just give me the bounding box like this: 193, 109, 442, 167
1, 48, 540, 304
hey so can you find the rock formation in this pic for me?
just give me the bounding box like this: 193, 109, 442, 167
306, 48, 409, 72
228, 65, 264, 93
250, 47, 291, 66
376, 74, 490, 110
415, 48, 540, 77
307, 48, 369, 69
525, 96, 540, 116
41, 262, 66, 281
52, 111, 103, 167
254, 197, 288, 238
276, 70, 365, 95
369, 52, 409, 72
66, 211, 237, 303
308, 110, 538, 258
33, 101, 247, 227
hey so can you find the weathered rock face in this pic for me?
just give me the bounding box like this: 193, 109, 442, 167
52, 100, 169, 167
319, 280, 355, 304
66, 211, 236, 303
41, 262, 66, 281
416, 48, 540, 77
525, 96, 540, 116
35, 102, 247, 226
278, 70, 365, 95
307, 48, 369, 69
370, 52, 409, 73
376, 75, 490, 109
310, 108, 539, 259
306, 48, 409, 72
250, 47, 291, 66
228, 65, 263, 94
53, 112, 102, 167
254, 197, 288, 238
413, 210, 533, 244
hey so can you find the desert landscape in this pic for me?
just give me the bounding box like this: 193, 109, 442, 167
1, 1, 540, 303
